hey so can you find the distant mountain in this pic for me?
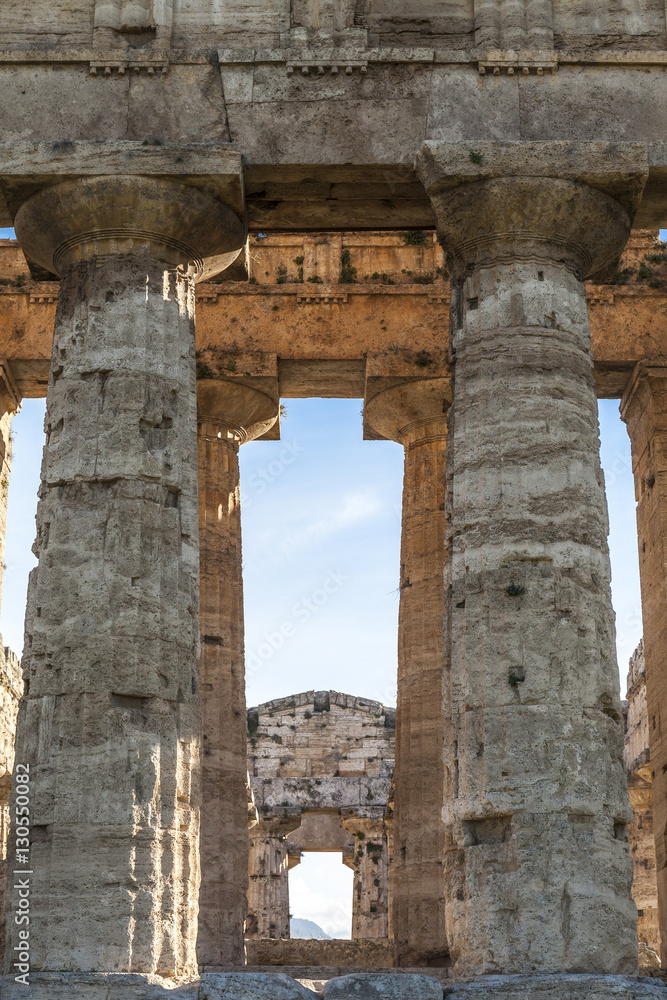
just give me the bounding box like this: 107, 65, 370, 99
290, 917, 331, 940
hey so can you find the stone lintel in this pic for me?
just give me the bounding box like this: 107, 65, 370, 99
417, 141, 648, 222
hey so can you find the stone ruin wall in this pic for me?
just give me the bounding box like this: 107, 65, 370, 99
0, 642, 22, 957
245, 690, 396, 968
624, 640, 661, 967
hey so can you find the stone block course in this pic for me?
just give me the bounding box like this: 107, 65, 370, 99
324, 974, 443, 998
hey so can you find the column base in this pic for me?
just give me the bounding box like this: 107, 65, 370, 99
0, 972, 200, 999
442, 976, 666, 1000
0, 973, 663, 1000
0, 971, 317, 999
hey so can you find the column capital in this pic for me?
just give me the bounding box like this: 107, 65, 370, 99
252, 811, 303, 838
416, 141, 648, 279
0, 141, 246, 280
197, 377, 279, 444
364, 377, 450, 447
620, 360, 667, 423
0, 360, 20, 415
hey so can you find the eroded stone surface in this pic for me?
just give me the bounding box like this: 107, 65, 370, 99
418, 150, 643, 976
0, 972, 200, 998
324, 972, 443, 999
365, 378, 450, 968
442, 975, 667, 1000
2, 168, 245, 976
623, 640, 661, 965
3, 242, 203, 975
622, 362, 667, 967
201, 971, 319, 999
196, 380, 278, 967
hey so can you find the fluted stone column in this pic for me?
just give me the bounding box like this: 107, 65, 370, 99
0, 363, 20, 614
342, 811, 389, 939
417, 141, 647, 977
621, 362, 667, 966
247, 815, 301, 940
3, 171, 244, 976
196, 379, 279, 967
364, 378, 450, 967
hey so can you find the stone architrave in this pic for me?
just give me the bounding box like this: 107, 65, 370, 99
416, 140, 648, 976
196, 378, 279, 967
0, 142, 246, 976
621, 362, 667, 966
364, 378, 450, 967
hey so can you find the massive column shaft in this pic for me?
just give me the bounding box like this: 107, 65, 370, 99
364, 379, 450, 967
621, 362, 667, 966
196, 380, 278, 967
3, 173, 244, 975
417, 142, 646, 977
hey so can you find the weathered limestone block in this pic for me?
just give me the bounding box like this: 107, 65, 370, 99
323, 972, 443, 999
365, 378, 450, 968
93, 0, 174, 48
201, 972, 319, 999
621, 361, 667, 967
0, 972, 200, 999
440, 976, 667, 1000
1, 155, 245, 976
249, 691, 395, 786
623, 640, 660, 965
196, 378, 279, 967
244, 937, 397, 968
417, 140, 648, 976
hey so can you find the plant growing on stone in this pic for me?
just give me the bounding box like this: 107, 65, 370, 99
340, 249, 357, 283
400, 230, 429, 246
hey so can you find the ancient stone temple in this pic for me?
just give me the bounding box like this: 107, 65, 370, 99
245, 691, 395, 965
4, 0, 667, 994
